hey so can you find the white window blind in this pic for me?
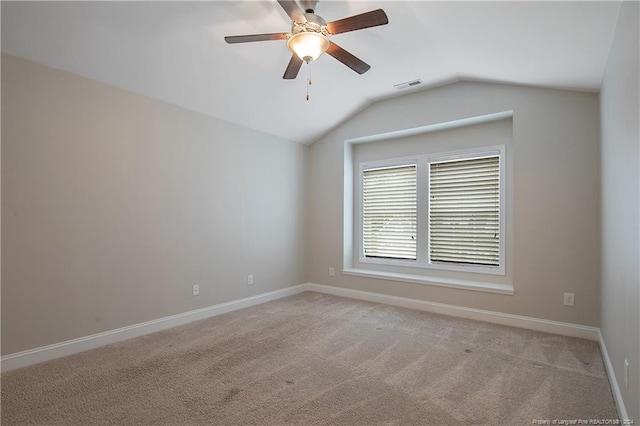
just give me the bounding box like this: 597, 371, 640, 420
362, 164, 417, 260
429, 155, 500, 266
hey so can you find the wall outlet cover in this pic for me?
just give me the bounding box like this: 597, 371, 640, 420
563, 292, 575, 306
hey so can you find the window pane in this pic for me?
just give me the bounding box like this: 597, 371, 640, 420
429, 156, 500, 266
363, 164, 417, 260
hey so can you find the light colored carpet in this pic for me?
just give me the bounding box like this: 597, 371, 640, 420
1, 292, 617, 425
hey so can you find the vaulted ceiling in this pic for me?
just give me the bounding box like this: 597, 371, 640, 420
1, 1, 622, 144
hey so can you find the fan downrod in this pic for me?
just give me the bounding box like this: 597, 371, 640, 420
300, 0, 319, 13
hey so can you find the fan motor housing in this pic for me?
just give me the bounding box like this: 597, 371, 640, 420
292, 13, 327, 35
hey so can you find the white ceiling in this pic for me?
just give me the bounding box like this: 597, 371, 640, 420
1, 1, 622, 144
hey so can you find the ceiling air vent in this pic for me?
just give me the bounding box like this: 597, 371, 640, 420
394, 79, 423, 90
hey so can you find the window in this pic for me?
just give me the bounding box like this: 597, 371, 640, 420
359, 146, 505, 275
429, 155, 500, 267
362, 164, 417, 260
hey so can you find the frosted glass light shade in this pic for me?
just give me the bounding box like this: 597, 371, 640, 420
287, 32, 330, 62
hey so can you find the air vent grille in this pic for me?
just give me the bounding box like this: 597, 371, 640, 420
394, 79, 423, 90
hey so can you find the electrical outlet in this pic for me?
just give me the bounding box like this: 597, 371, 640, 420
624, 359, 629, 389
192, 285, 199, 296
563, 292, 574, 306
329, 267, 335, 276
247, 274, 254, 285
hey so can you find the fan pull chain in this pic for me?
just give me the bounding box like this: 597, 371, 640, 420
306, 62, 312, 101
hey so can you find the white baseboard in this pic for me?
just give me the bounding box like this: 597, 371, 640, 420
598, 331, 629, 421
0, 283, 604, 375
303, 283, 601, 341
1, 284, 307, 372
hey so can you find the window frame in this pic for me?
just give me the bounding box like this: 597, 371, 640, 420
357, 158, 419, 268
361, 162, 418, 261
357, 145, 506, 276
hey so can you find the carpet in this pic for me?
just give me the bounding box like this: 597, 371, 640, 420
1, 292, 618, 425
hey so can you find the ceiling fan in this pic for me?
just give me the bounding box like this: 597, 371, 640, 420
224, 0, 389, 80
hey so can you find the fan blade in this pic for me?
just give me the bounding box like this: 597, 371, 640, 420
326, 9, 388, 35
225, 33, 289, 44
283, 54, 304, 79
277, 0, 307, 23
326, 42, 371, 74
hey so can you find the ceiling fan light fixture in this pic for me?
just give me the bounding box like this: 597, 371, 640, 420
225, 1, 389, 79
287, 31, 330, 63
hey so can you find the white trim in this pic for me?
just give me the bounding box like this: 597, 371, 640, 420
345, 111, 514, 145
343, 268, 514, 295
0, 285, 307, 372
598, 330, 629, 422
304, 283, 599, 340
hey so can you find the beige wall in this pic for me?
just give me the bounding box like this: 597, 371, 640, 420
600, 1, 640, 420
306, 81, 602, 326
1, 55, 307, 355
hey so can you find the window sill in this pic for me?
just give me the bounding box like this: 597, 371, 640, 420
342, 268, 514, 295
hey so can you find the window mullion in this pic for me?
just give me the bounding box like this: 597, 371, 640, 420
416, 158, 429, 264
